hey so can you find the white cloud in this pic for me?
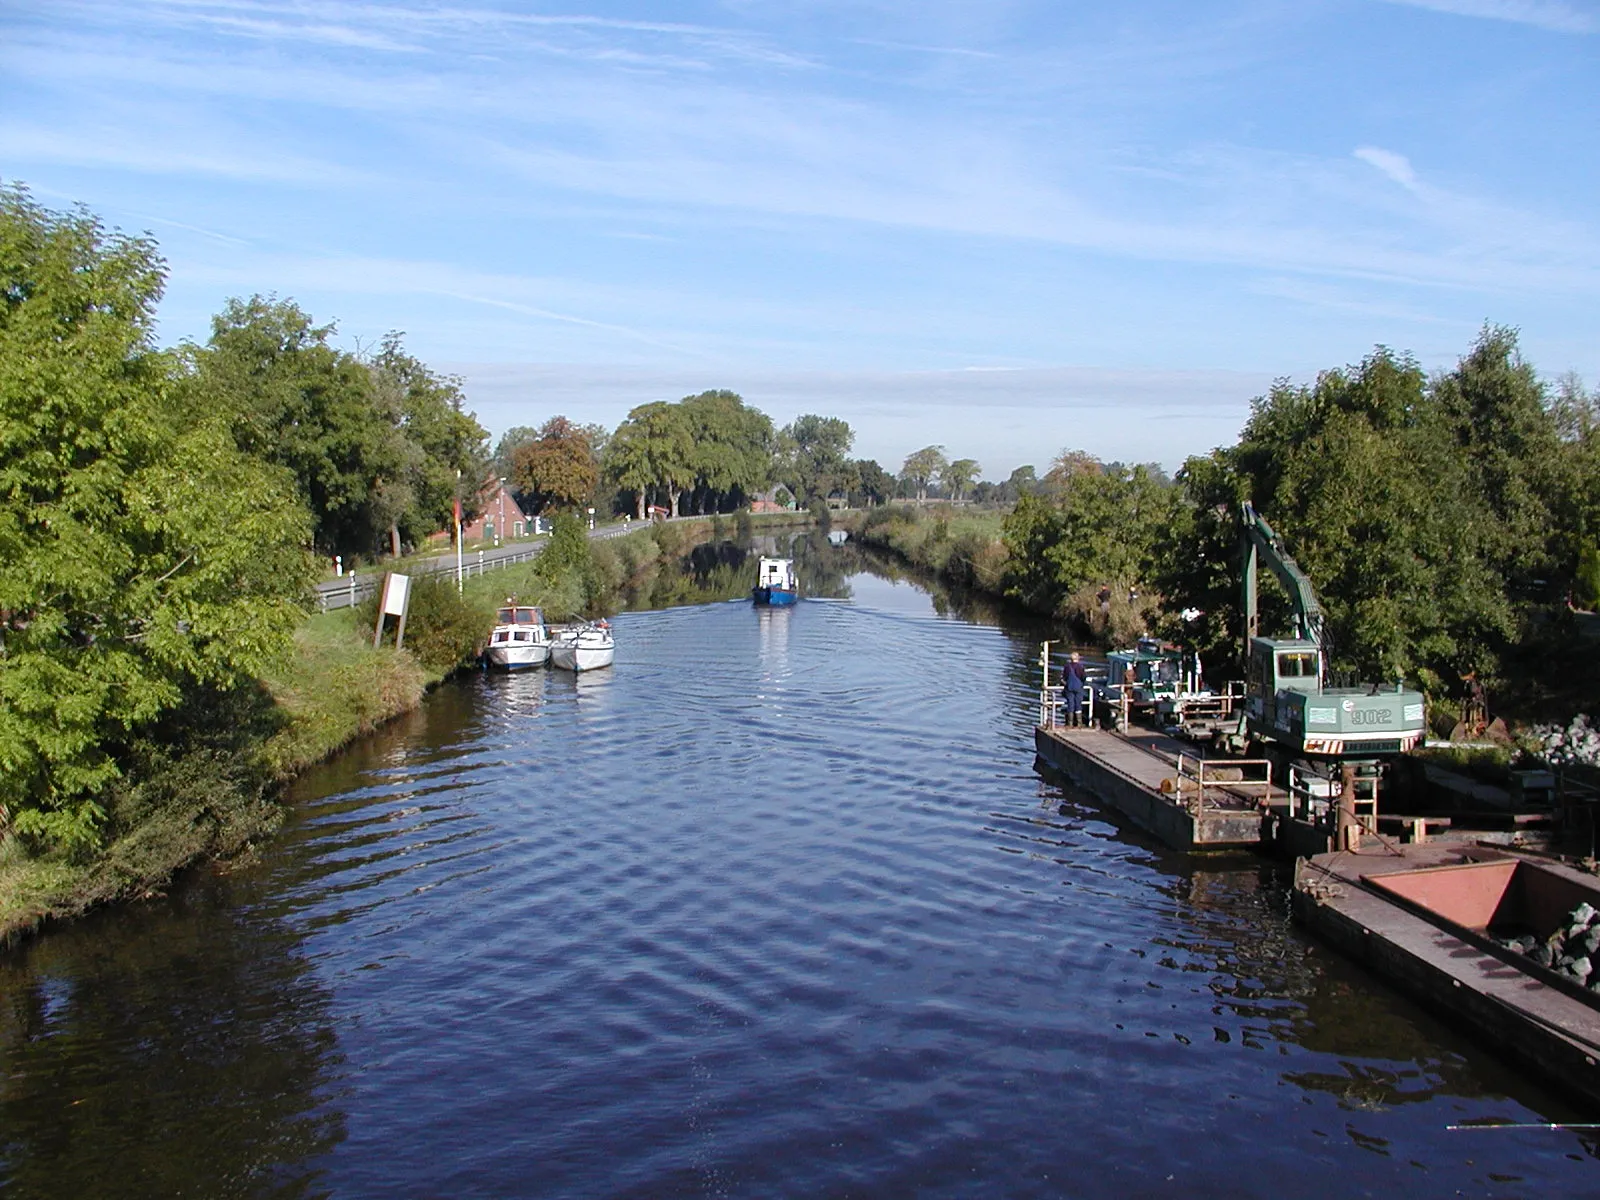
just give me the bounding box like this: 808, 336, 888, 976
0, 123, 373, 186
1373, 0, 1598, 33
1354, 146, 1421, 191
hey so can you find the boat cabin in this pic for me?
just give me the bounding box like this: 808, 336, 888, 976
757, 558, 796, 591
1107, 637, 1190, 707
495, 605, 546, 628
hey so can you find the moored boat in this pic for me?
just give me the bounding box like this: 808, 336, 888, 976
752, 557, 798, 605
485, 604, 551, 670
549, 620, 615, 672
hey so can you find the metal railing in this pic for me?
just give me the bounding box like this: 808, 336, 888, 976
1285, 764, 1380, 829
316, 543, 550, 611
313, 515, 702, 612
1171, 754, 1274, 816
1039, 684, 1098, 729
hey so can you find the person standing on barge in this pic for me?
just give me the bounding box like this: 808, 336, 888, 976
1064, 652, 1087, 726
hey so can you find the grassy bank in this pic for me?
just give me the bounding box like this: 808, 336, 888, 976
0, 510, 815, 947
848, 504, 1010, 592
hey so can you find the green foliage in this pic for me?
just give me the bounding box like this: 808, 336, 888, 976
681, 389, 773, 513
1204, 339, 1554, 686
1577, 541, 1600, 610
189, 296, 393, 557
511, 416, 598, 512
900, 445, 947, 503
534, 511, 600, 615
999, 463, 1175, 620
850, 458, 895, 506
189, 303, 488, 560
779, 414, 854, 503
365, 333, 488, 549
944, 457, 980, 501
356, 574, 492, 674
605, 400, 695, 518
0, 187, 316, 849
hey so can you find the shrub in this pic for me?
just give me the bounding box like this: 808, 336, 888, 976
1577, 541, 1600, 611
359, 573, 493, 674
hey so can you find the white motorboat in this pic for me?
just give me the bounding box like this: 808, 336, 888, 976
484, 604, 551, 670
549, 620, 615, 672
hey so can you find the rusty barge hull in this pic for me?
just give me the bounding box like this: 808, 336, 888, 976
1033, 725, 1264, 851
1294, 847, 1600, 1107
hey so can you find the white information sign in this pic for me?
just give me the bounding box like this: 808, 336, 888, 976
381, 572, 411, 617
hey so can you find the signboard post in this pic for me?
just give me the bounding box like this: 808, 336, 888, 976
374, 572, 412, 650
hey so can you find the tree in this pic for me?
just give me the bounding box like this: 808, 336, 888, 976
604, 401, 695, 518
996, 465, 1038, 504
191, 296, 400, 558
944, 458, 980, 502
1205, 343, 1524, 686
511, 416, 598, 512
850, 458, 895, 506
779, 414, 854, 503
1041, 449, 1103, 493
900, 445, 947, 505
0, 188, 316, 848
494, 426, 539, 480
366, 333, 488, 556
681, 389, 773, 512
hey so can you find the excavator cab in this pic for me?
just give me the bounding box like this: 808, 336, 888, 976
1246, 636, 1321, 722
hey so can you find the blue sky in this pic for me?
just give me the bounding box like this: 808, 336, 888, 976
3, 0, 1596, 477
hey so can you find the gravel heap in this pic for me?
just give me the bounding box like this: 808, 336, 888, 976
1499, 901, 1600, 990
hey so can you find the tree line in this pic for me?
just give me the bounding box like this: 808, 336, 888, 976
0, 187, 1006, 851
998, 330, 1600, 704
0, 188, 492, 848
490, 406, 1030, 522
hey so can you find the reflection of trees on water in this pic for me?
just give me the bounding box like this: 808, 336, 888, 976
0, 879, 343, 1197
616, 532, 866, 609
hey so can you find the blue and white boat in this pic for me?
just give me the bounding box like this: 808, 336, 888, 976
752, 557, 798, 606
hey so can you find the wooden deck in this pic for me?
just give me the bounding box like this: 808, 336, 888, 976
1295, 844, 1600, 1106
1034, 723, 1271, 850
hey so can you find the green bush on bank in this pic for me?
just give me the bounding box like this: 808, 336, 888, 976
856, 505, 1010, 589
356, 573, 494, 675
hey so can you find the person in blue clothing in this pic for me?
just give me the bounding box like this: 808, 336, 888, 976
1063, 651, 1087, 727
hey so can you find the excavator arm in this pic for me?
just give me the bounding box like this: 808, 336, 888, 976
1240, 502, 1325, 656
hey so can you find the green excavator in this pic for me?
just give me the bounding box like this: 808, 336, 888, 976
1230, 502, 1426, 763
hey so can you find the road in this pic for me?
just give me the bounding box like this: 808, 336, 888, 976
313, 516, 697, 610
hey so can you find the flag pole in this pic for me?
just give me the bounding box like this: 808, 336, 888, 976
455, 470, 464, 594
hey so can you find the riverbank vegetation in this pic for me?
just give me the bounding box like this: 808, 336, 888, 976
7, 181, 1598, 938
857, 333, 1600, 730
0, 185, 833, 940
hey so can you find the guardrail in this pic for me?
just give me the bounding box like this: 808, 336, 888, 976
1172, 754, 1274, 816
313, 516, 706, 612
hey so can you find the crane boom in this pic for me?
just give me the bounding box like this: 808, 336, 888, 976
1232, 502, 1424, 766
1240, 501, 1325, 663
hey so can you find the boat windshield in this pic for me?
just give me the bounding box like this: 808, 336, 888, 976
496, 608, 514, 624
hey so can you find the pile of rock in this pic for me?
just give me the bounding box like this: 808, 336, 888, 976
1499, 902, 1600, 990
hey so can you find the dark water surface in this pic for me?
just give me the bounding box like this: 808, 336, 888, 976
4, 566, 1598, 1198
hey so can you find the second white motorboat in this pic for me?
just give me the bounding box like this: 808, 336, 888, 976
549, 620, 615, 672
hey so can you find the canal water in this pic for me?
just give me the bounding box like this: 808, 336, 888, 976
2, 550, 1596, 1197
